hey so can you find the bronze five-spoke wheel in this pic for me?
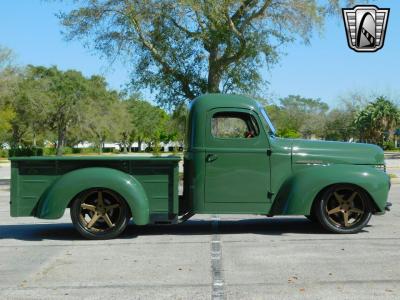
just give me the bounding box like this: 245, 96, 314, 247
71, 189, 130, 239
315, 184, 372, 234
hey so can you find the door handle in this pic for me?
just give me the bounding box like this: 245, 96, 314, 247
206, 154, 218, 162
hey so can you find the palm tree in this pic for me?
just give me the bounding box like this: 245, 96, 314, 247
354, 97, 400, 146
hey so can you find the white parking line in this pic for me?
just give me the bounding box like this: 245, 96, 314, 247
211, 215, 225, 300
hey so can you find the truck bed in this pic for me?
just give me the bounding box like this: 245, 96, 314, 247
9, 156, 181, 222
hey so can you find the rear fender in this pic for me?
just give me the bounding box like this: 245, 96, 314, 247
35, 167, 149, 225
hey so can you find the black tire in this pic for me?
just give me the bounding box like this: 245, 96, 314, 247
305, 198, 319, 223
70, 188, 130, 240
305, 214, 317, 223
315, 184, 372, 234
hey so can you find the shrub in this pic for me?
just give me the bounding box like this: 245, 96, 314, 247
44, 146, 119, 155
62, 147, 74, 155
0, 149, 8, 158
9, 147, 43, 157
383, 140, 396, 151
43, 147, 57, 156
72, 148, 82, 154
43, 147, 75, 155
277, 128, 301, 138
70, 147, 95, 154
102, 147, 115, 153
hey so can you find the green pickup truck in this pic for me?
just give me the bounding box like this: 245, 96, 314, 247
9, 94, 391, 239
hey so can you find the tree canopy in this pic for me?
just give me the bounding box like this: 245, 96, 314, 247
58, 0, 354, 107
0, 61, 184, 155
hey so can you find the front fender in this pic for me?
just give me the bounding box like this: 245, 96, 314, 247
270, 164, 390, 215
35, 167, 150, 225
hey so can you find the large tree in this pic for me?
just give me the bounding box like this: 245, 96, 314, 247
0, 46, 19, 146
10, 66, 53, 147
323, 100, 359, 141
58, 0, 352, 107
167, 104, 188, 148
76, 76, 127, 152
0, 108, 15, 145
267, 95, 329, 138
125, 98, 169, 150
24, 66, 92, 155
0, 45, 18, 103
0, 45, 14, 70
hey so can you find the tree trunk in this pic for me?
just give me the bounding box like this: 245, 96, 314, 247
11, 124, 22, 148
32, 133, 37, 147
56, 129, 65, 156
138, 139, 142, 152
98, 140, 103, 154
207, 52, 221, 93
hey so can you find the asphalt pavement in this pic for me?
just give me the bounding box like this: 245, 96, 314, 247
0, 163, 399, 299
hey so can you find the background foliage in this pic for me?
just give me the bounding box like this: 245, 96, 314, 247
1, 0, 399, 157
0, 47, 186, 156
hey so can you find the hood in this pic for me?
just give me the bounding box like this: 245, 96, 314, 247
271, 138, 384, 165
291, 139, 384, 165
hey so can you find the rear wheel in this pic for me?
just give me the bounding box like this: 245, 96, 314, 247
70, 188, 130, 239
315, 184, 372, 234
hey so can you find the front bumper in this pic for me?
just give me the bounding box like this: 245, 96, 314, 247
374, 202, 392, 215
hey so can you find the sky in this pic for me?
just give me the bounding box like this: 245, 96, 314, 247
0, 0, 399, 108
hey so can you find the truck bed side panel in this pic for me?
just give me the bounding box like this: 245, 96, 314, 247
10, 157, 180, 220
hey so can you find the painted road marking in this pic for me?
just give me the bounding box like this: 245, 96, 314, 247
211, 215, 224, 300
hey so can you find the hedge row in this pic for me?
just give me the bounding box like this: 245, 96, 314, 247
1, 146, 184, 157
2, 147, 118, 157
8, 147, 44, 157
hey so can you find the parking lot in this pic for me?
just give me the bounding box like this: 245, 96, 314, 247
0, 164, 399, 300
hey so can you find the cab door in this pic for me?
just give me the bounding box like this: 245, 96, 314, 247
204, 108, 271, 210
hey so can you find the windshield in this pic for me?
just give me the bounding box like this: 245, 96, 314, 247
257, 102, 276, 136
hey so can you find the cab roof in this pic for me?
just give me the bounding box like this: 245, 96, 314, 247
190, 93, 260, 115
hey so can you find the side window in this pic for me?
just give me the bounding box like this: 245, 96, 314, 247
211, 111, 259, 139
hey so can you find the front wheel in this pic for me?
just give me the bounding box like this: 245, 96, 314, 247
70, 188, 130, 239
315, 184, 372, 234
305, 214, 317, 223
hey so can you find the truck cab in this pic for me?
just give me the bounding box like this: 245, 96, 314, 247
183, 94, 275, 214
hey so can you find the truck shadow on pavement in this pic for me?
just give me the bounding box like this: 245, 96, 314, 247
0, 218, 370, 241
